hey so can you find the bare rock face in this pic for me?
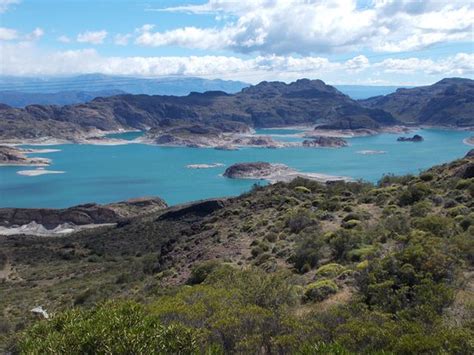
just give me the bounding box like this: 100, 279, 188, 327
397, 134, 424, 142
465, 149, 474, 158
302, 136, 348, 148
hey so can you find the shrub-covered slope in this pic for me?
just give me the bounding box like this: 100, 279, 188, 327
1, 152, 473, 353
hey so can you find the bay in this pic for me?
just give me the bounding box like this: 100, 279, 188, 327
0, 128, 471, 208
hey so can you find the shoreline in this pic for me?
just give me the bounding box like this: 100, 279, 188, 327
1, 125, 472, 148
463, 137, 474, 146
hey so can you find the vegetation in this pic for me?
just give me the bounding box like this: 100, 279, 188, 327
1, 154, 473, 353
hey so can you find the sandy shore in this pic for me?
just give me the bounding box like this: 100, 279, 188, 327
463, 137, 474, 146
0, 221, 115, 237
186, 163, 225, 169
17, 168, 65, 176
356, 150, 387, 155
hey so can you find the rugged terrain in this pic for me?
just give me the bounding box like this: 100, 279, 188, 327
0, 79, 397, 142
1, 152, 473, 353
360, 78, 474, 127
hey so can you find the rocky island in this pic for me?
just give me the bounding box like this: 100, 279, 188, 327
397, 134, 424, 142
138, 122, 294, 149
223, 162, 351, 183
302, 136, 348, 148
0, 146, 51, 166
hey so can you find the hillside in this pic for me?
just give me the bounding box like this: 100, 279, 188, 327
360, 78, 474, 126
1, 152, 473, 353
0, 79, 397, 141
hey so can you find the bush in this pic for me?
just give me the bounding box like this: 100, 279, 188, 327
304, 280, 338, 302
398, 183, 431, 206
291, 234, 324, 272
18, 301, 200, 354
315, 263, 346, 278
341, 219, 361, 229
286, 208, 316, 233
187, 260, 221, 284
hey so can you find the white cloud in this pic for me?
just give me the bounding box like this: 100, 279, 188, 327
77, 30, 107, 44
0, 27, 18, 40
1, 42, 472, 85
114, 33, 131, 46
376, 53, 474, 75
25, 27, 44, 41
58, 35, 71, 43
136, 26, 232, 49
0, 0, 20, 13
141, 0, 473, 55
0, 26, 43, 42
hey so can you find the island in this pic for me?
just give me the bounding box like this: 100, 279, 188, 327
302, 136, 348, 148
138, 123, 294, 149
223, 162, 351, 183
397, 134, 424, 142
0, 146, 51, 166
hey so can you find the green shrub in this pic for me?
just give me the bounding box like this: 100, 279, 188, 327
286, 208, 316, 233
187, 260, 221, 285
304, 280, 338, 302
341, 219, 361, 229
295, 186, 311, 193
315, 263, 346, 278
18, 301, 200, 354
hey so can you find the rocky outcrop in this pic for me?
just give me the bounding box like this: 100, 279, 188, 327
465, 149, 474, 158
397, 134, 424, 142
157, 199, 227, 221
302, 136, 348, 148
223, 162, 281, 179
223, 162, 351, 183
360, 78, 474, 127
0, 197, 167, 229
0, 146, 51, 166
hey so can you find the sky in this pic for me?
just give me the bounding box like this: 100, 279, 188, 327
0, 0, 473, 85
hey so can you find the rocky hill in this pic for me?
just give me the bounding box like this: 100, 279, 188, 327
1, 153, 473, 353
360, 78, 474, 126
0, 79, 397, 141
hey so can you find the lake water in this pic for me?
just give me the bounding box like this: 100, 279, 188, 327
0, 128, 471, 208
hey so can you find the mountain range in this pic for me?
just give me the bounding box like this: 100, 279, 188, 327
0, 74, 404, 107
0, 77, 472, 141
360, 78, 474, 127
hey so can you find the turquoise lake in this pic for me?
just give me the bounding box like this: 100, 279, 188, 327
0, 128, 471, 208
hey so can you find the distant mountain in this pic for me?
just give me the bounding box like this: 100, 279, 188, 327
335, 85, 407, 100
360, 78, 474, 127
0, 74, 249, 96
0, 89, 125, 107
0, 79, 396, 141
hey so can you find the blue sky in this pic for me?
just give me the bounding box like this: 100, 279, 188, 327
0, 0, 473, 84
